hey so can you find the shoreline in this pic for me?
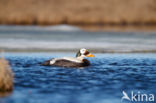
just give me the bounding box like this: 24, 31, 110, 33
1, 48, 156, 53
1, 24, 156, 32
80, 24, 156, 32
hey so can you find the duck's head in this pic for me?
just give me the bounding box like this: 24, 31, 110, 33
76, 48, 95, 58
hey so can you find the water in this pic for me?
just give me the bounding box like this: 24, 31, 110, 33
0, 25, 156, 103
0, 25, 156, 52
0, 53, 156, 103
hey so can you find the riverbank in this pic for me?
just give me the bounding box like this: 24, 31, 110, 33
0, 0, 156, 31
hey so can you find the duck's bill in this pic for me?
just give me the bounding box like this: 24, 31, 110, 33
86, 53, 95, 57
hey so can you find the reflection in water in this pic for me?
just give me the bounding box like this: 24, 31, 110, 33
0, 92, 12, 98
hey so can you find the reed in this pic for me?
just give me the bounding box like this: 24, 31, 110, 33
0, 57, 13, 92
0, 0, 156, 26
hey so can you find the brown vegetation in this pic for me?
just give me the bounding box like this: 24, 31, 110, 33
0, 57, 13, 93
0, 0, 156, 27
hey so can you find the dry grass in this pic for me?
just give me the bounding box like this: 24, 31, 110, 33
0, 0, 156, 26
0, 57, 13, 93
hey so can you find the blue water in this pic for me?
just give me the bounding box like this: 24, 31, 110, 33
0, 53, 156, 103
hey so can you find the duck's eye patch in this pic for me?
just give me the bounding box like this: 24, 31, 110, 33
84, 51, 89, 55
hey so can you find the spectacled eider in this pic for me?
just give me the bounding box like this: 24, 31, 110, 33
42, 48, 95, 67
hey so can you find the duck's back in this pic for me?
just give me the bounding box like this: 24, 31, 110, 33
42, 58, 90, 67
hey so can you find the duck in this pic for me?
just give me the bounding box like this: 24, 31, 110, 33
42, 48, 95, 67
